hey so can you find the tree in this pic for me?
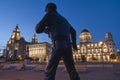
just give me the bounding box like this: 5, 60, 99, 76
110, 53, 116, 62
81, 55, 86, 62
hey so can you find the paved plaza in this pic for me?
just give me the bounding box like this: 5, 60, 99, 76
0, 64, 120, 80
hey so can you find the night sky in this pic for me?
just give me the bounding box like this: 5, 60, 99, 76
0, 0, 120, 50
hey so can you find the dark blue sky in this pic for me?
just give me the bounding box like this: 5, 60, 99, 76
0, 0, 120, 49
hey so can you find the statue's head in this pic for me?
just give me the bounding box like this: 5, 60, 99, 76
45, 2, 57, 13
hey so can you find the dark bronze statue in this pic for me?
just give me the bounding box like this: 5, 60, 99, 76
35, 2, 80, 80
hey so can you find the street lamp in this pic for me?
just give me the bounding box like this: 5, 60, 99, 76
26, 46, 29, 58
6, 42, 9, 62
99, 41, 104, 67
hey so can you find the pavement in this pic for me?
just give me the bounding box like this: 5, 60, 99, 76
0, 64, 120, 80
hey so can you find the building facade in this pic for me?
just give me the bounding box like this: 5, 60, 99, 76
73, 29, 116, 62
5, 25, 51, 61
26, 34, 51, 63
5, 25, 28, 60
5, 25, 116, 62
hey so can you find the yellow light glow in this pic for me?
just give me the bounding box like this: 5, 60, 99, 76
99, 41, 103, 47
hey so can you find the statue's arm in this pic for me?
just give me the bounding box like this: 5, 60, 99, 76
70, 26, 78, 50
35, 14, 50, 33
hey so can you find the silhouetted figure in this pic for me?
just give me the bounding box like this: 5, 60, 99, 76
35, 3, 80, 80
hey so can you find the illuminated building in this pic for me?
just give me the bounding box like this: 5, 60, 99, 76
5, 25, 116, 62
5, 25, 51, 61
6, 25, 27, 60
26, 34, 51, 63
73, 28, 116, 62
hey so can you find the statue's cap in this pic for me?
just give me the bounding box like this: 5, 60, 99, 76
45, 2, 57, 12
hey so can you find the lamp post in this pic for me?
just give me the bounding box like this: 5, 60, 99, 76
100, 41, 104, 67
6, 43, 9, 62
26, 46, 29, 58
102, 48, 104, 67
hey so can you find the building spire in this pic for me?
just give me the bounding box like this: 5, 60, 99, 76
11, 24, 20, 40
32, 33, 38, 43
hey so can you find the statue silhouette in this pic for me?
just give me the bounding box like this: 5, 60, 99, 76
35, 2, 80, 80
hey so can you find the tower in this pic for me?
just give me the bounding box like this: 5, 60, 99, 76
6, 24, 21, 60
11, 24, 20, 40
105, 32, 113, 42
105, 32, 116, 54
32, 34, 38, 43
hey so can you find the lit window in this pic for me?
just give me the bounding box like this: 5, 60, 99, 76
87, 44, 90, 47
91, 44, 93, 47
95, 43, 97, 47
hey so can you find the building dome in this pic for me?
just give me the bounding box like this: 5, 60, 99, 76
81, 28, 89, 33
79, 28, 92, 43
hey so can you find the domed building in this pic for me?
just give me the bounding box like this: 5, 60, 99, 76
73, 28, 116, 62
80, 28, 92, 43
5, 25, 116, 63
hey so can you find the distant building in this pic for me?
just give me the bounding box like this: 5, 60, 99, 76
26, 34, 51, 63
5, 25, 117, 62
5, 25, 51, 61
73, 28, 116, 62
116, 51, 120, 62
5, 25, 28, 60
